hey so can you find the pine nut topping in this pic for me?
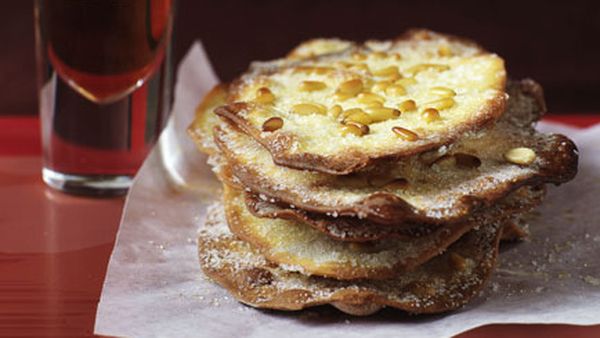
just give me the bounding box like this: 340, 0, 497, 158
425, 97, 455, 110
373, 66, 400, 78
344, 110, 372, 125
342, 121, 370, 136
299, 81, 327, 92
385, 84, 407, 96
262, 117, 284, 132
367, 107, 401, 123
255, 87, 275, 104
438, 45, 453, 57
357, 92, 384, 104
328, 104, 343, 118
366, 101, 384, 108
504, 147, 536, 165
291, 103, 327, 115
397, 99, 417, 112
337, 79, 364, 97
430, 86, 456, 97
395, 77, 417, 87
334, 92, 353, 101
342, 108, 365, 118
392, 126, 419, 141
422, 108, 440, 122
293, 66, 334, 74
372, 81, 392, 93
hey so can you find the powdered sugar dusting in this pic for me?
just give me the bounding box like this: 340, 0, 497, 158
197, 203, 503, 314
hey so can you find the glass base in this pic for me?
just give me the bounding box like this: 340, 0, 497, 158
42, 167, 132, 197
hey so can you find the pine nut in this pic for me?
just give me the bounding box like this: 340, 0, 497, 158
255, 87, 275, 104
328, 104, 343, 118
395, 77, 417, 87
357, 92, 384, 104
504, 147, 536, 165
397, 99, 417, 112
344, 110, 372, 125
337, 79, 364, 97
385, 84, 406, 96
342, 121, 370, 136
425, 97, 455, 110
291, 103, 327, 115
367, 107, 401, 123
430, 86, 456, 97
372, 80, 392, 93
422, 108, 440, 122
262, 117, 283, 132
392, 126, 419, 141
438, 45, 453, 57
373, 66, 400, 78
299, 81, 327, 92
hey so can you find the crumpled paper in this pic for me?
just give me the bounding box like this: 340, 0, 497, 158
95, 42, 600, 338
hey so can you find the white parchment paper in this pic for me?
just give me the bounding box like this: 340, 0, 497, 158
95, 43, 600, 338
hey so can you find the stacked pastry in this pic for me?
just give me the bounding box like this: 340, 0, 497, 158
188, 30, 578, 315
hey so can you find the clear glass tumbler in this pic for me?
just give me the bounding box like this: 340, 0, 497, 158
34, 0, 176, 196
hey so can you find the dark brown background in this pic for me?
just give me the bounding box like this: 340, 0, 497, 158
2, 0, 599, 116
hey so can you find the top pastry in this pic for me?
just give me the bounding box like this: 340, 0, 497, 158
216, 29, 507, 174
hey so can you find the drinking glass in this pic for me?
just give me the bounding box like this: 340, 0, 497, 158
34, 0, 176, 196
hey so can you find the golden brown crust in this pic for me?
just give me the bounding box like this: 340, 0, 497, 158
212, 81, 577, 225
223, 184, 476, 280
198, 203, 504, 315
244, 185, 545, 243
217, 29, 507, 175
216, 93, 506, 175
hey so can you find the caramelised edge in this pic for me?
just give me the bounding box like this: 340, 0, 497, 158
191, 80, 577, 226
224, 184, 541, 280
216, 93, 505, 176
244, 185, 545, 242
213, 117, 577, 226
188, 79, 543, 158
224, 184, 472, 280
216, 29, 507, 175
198, 203, 504, 315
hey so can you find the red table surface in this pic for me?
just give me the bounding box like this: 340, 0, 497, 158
1, 116, 599, 338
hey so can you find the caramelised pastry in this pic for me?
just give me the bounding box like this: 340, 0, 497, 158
188, 29, 578, 316
216, 30, 507, 175
198, 81, 577, 225
222, 185, 542, 280
242, 185, 544, 243
199, 203, 505, 315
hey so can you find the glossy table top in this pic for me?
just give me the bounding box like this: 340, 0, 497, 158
1, 116, 599, 337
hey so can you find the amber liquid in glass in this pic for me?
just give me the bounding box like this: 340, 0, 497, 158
35, 0, 175, 194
